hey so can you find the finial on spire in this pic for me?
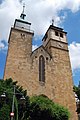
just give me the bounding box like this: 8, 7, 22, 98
52, 19, 54, 26
22, 3, 25, 14
20, 2, 26, 20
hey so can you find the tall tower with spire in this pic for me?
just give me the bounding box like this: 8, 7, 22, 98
4, 6, 77, 120
4, 4, 34, 85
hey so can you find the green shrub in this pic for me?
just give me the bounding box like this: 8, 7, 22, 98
29, 95, 70, 120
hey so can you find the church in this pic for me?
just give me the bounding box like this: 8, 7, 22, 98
4, 7, 77, 120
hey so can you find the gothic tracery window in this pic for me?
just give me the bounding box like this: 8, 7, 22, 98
39, 55, 45, 82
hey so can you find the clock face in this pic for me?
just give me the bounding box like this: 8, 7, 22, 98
58, 43, 63, 48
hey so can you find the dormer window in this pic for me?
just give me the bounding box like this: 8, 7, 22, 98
55, 31, 59, 36
60, 33, 63, 38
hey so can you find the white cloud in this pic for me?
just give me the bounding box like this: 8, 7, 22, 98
26, 0, 80, 35
0, 41, 8, 51
0, 0, 22, 40
32, 45, 38, 51
0, 0, 80, 70
69, 42, 80, 70
0, 41, 4, 49
0, 0, 80, 42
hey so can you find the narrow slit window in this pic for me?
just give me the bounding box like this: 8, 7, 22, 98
39, 55, 45, 82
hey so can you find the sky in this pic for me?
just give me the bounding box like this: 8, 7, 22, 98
0, 0, 80, 86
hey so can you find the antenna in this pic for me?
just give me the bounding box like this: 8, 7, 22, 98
20, 2, 26, 20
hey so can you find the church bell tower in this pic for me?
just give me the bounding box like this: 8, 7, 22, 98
4, 5, 34, 81
42, 22, 77, 120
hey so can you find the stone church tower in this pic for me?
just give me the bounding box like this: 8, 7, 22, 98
4, 11, 77, 120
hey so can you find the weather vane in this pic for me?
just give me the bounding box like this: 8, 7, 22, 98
52, 19, 54, 26
20, 2, 26, 20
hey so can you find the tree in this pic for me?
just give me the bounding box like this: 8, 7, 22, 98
73, 83, 80, 114
0, 79, 70, 120
0, 78, 29, 120
29, 95, 70, 120
73, 84, 80, 100
0, 104, 10, 120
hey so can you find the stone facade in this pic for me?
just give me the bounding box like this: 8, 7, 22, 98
4, 19, 78, 120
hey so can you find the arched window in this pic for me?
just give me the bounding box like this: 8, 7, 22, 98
39, 55, 45, 82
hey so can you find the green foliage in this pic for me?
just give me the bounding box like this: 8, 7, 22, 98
0, 79, 70, 120
0, 78, 29, 120
29, 95, 70, 120
0, 104, 10, 120
73, 84, 80, 114
73, 85, 80, 100
18, 96, 30, 120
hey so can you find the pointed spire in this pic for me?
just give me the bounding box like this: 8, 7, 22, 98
20, 3, 26, 20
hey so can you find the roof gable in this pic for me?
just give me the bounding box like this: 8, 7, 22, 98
31, 45, 52, 59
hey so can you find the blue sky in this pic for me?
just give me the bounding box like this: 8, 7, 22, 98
0, 0, 80, 86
